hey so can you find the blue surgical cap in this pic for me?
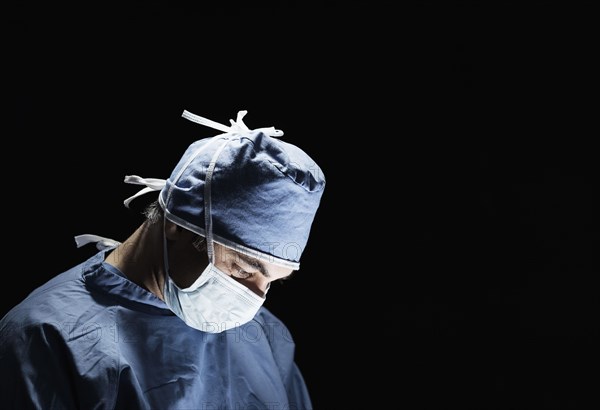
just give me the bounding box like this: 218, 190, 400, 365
125, 110, 325, 269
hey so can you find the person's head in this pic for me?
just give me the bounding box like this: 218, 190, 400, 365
126, 110, 325, 332
143, 200, 294, 297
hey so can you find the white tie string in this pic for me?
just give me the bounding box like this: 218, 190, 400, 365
123, 175, 167, 208
182, 110, 284, 138
121, 110, 280, 209
74, 234, 121, 250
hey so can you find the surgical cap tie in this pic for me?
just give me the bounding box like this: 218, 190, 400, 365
122, 110, 283, 208
181, 110, 284, 138
74, 234, 122, 250
123, 175, 167, 208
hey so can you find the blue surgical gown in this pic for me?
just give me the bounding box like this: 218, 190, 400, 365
0, 247, 312, 409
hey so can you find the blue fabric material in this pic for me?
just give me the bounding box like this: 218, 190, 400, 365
0, 249, 313, 409
160, 131, 325, 266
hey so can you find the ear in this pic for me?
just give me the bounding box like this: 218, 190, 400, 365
164, 220, 183, 240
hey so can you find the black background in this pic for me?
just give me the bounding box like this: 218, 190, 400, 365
7, 2, 598, 409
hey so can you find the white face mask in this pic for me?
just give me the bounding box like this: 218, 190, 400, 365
163, 261, 267, 333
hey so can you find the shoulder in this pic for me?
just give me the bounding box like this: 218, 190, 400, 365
254, 305, 282, 323
0, 252, 105, 334
253, 306, 295, 341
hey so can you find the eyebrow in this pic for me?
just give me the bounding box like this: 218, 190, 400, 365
235, 253, 270, 278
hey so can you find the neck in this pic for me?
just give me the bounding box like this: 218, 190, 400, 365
105, 221, 166, 300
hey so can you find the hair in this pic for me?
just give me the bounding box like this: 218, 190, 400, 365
144, 199, 206, 251
143, 200, 164, 225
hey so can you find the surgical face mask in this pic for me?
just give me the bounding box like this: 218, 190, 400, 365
163, 261, 267, 333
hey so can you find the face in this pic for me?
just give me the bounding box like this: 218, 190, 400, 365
212, 242, 294, 297
165, 225, 294, 298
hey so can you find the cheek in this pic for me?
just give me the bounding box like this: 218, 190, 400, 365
168, 246, 209, 288
232, 277, 269, 298
273, 269, 295, 281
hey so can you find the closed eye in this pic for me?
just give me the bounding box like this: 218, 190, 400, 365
231, 264, 254, 279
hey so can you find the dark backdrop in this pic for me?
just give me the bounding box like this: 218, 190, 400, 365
7, 2, 597, 409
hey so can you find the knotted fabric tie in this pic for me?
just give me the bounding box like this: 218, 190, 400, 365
122, 110, 283, 207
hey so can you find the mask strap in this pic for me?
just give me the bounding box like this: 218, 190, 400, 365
204, 140, 231, 263
162, 215, 171, 279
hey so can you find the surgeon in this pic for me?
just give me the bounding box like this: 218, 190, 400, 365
0, 109, 326, 409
